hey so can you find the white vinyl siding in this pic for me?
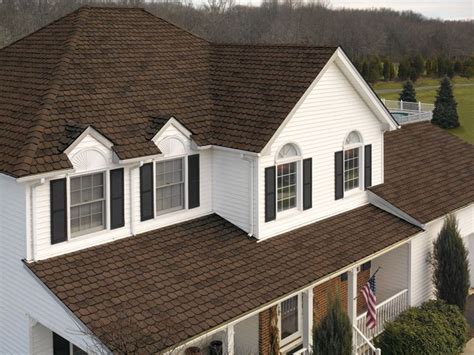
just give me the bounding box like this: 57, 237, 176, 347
258, 62, 384, 240
0, 174, 93, 354
212, 149, 253, 233
409, 205, 474, 306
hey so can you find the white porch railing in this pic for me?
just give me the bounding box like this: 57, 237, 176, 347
354, 289, 409, 354
353, 325, 381, 355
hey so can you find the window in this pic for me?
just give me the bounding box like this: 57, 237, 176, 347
281, 295, 299, 340
156, 158, 184, 214
277, 162, 297, 212
70, 173, 105, 236
344, 131, 363, 192
344, 148, 360, 191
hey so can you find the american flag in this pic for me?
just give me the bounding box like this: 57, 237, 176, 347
361, 273, 377, 329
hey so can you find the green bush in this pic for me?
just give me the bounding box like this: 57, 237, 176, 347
313, 293, 352, 355
377, 300, 469, 355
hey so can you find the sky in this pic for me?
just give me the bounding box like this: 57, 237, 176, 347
329, 0, 473, 21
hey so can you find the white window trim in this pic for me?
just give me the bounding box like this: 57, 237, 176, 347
343, 131, 364, 195
275, 143, 303, 217
152, 155, 188, 219
278, 293, 303, 350
65, 168, 111, 242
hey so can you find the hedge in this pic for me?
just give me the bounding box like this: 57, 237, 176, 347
377, 300, 469, 355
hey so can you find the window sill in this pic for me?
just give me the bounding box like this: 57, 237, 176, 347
276, 208, 301, 221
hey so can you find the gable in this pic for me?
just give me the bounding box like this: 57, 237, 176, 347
66, 130, 114, 173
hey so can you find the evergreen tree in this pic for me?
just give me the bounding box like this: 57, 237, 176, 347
432, 215, 470, 311
454, 60, 463, 75
389, 62, 396, 80
398, 59, 410, 80
412, 54, 425, 78
425, 59, 432, 76
383, 59, 390, 81
432, 77, 460, 129
399, 80, 417, 102
361, 61, 369, 81
313, 293, 352, 355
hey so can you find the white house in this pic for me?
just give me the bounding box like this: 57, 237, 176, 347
0, 6, 473, 355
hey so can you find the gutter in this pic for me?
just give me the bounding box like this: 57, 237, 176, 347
130, 161, 144, 236
241, 154, 255, 237
28, 178, 45, 261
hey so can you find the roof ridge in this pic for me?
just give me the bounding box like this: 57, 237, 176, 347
14, 9, 84, 175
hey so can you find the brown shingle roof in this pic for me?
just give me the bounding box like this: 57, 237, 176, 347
371, 122, 474, 224
0, 7, 336, 177
27, 206, 420, 353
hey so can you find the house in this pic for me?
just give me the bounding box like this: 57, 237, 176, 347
0, 6, 473, 355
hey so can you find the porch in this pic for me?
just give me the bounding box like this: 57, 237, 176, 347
177, 242, 411, 355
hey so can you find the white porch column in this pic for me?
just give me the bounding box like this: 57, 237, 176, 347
224, 324, 234, 355
302, 288, 314, 352
347, 267, 358, 326
407, 240, 414, 306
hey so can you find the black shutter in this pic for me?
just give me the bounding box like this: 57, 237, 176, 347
50, 178, 67, 244
364, 144, 372, 190
53, 333, 70, 355
110, 168, 124, 229
335, 151, 344, 200
188, 154, 200, 209
303, 158, 312, 210
265, 166, 276, 222
140, 163, 154, 221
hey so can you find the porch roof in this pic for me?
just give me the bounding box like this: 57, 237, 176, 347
27, 205, 420, 353
371, 122, 474, 224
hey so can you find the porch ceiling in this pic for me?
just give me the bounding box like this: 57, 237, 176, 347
27, 205, 420, 353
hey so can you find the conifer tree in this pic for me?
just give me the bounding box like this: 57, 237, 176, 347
432, 77, 460, 129
383, 59, 390, 81
399, 80, 417, 102
432, 215, 470, 311
313, 293, 352, 355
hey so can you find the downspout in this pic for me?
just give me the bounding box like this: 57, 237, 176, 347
241, 155, 255, 237
29, 178, 45, 261
129, 161, 144, 236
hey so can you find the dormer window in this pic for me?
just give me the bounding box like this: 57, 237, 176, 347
276, 144, 301, 213
343, 131, 363, 192
70, 172, 106, 236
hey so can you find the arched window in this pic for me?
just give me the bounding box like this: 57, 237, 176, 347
343, 131, 363, 192
276, 143, 301, 213
278, 143, 299, 160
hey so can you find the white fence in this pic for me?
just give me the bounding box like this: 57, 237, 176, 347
381, 99, 434, 113
354, 289, 409, 355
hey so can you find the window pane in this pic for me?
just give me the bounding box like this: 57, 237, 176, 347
70, 173, 105, 237
344, 148, 360, 192
281, 296, 299, 339
155, 158, 185, 215
81, 175, 92, 188
277, 162, 298, 212
71, 177, 81, 191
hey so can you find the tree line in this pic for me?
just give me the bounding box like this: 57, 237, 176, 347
353, 55, 474, 83
1, 0, 473, 83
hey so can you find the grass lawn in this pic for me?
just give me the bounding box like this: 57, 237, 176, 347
373, 77, 474, 144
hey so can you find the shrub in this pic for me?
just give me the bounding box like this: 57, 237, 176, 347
432, 214, 470, 310
313, 293, 352, 355
377, 300, 469, 355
